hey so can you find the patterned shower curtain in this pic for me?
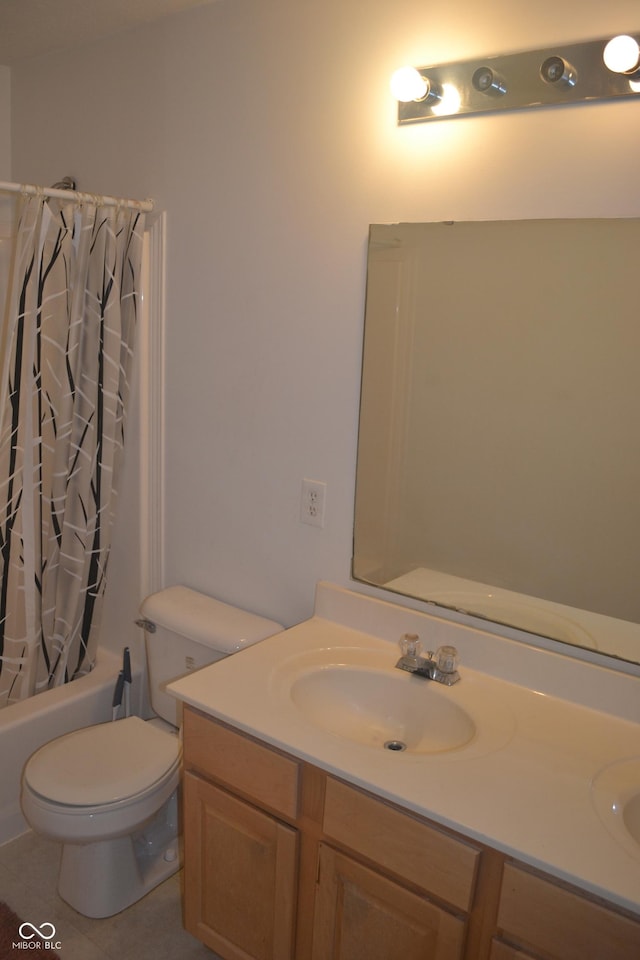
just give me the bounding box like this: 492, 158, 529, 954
0, 193, 145, 707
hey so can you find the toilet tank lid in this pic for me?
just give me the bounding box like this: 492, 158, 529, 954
140, 585, 283, 653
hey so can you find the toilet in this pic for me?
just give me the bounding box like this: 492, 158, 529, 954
20, 585, 282, 918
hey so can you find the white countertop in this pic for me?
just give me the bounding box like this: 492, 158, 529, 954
168, 582, 640, 916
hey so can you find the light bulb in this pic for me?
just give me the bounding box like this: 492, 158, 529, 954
390, 66, 428, 102
603, 34, 640, 74
431, 83, 461, 116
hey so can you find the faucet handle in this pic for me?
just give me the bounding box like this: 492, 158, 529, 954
399, 633, 422, 662
435, 645, 458, 675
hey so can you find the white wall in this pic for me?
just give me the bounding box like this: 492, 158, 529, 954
9, 0, 640, 634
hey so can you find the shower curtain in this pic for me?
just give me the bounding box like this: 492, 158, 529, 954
0, 192, 145, 707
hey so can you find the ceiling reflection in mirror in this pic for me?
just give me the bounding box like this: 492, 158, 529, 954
353, 220, 640, 665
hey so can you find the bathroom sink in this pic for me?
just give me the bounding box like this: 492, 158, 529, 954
270, 646, 515, 758
591, 758, 640, 857
290, 665, 475, 753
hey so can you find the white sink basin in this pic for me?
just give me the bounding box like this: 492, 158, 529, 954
592, 758, 640, 857
271, 645, 515, 759
291, 665, 475, 753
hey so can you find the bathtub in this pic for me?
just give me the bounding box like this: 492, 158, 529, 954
0, 647, 126, 844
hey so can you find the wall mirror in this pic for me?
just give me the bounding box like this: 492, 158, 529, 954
353, 219, 640, 665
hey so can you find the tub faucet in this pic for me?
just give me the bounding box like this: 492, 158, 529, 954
395, 634, 460, 685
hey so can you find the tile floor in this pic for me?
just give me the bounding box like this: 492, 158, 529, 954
0, 831, 220, 959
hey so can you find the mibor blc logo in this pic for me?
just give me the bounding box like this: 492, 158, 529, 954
12, 920, 62, 951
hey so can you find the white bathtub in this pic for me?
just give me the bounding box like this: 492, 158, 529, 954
0, 647, 125, 844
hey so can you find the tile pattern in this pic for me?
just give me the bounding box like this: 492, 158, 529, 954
0, 831, 219, 959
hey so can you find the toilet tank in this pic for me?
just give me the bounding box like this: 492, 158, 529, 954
139, 585, 283, 727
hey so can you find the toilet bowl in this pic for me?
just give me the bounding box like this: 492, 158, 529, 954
20, 585, 283, 918
22, 716, 181, 918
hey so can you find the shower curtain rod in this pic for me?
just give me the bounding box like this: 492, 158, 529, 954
0, 179, 154, 212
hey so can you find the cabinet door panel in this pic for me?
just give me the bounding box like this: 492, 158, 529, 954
489, 941, 536, 960
498, 863, 640, 960
323, 777, 479, 911
312, 844, 466, 960
184, 771, 297, 960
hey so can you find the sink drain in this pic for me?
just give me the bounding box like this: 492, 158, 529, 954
383, 739, 407, 752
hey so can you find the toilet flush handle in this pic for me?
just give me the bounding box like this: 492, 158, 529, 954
134, 618, 156, 633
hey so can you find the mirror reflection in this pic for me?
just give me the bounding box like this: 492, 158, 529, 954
353, 220, 640, 665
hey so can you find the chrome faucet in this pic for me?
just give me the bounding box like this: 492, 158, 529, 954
395, 634, 460, 685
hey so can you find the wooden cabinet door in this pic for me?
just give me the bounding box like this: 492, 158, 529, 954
489, 941, 536, 960
183, 771, 298, 960
497, 863, 640, 960
312, 844, 466, 960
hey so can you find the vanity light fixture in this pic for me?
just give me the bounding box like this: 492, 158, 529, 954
394, 33, 640, 123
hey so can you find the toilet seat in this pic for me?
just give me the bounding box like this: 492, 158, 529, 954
24, 716, 180, 807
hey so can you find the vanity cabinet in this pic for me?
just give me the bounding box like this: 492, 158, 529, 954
490, 862, 640, 960
181, 706, 640, 960
182, 707, 301, 959
183, 772, 298, 960
312, 844, 466, 960
313, 776, 478, 960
